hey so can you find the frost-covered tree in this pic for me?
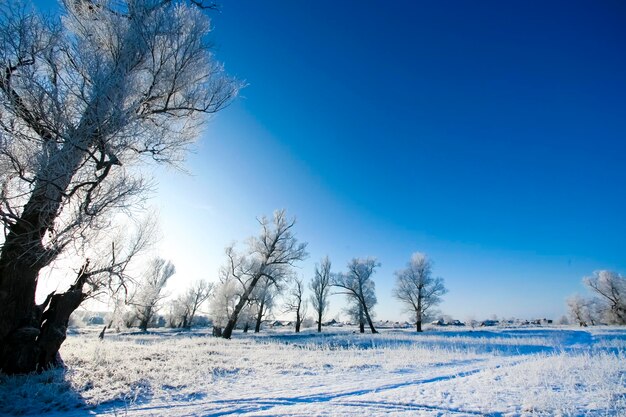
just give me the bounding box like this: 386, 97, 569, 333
393, 253, 447, 332
566, 270, 626, 326
567, 295, 600, 327
220, 210, 308, 339
131, 257, 175, 331
0, 0, 238, 373
209, 277, 239, 336
333, 258, 379, 334
171, 279, 213, 328
584, 270, 626, 325
284, 276, 307, 333
310, 256, 331, 332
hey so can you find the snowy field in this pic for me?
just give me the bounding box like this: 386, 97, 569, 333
2, 327, 625, 417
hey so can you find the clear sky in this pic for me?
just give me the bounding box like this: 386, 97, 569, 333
36, 1, 626, 322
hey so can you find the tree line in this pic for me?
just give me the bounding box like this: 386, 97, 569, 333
109, 209, 448, 339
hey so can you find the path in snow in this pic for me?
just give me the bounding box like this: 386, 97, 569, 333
59, 357, 525, 416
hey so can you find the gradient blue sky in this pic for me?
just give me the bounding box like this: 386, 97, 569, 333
38, 1, 626, 321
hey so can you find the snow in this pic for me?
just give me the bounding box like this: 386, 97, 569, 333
2, 327, 625, 416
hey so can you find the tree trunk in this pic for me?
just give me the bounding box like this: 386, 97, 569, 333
243, 321, 249, 333
361, 301, 378, 334
295, 310, 301, 333
254, 301, 265, 333
0, 261, 40, 374
139, 311, 150, 332
358, 304, 365, 333
0, 261, 89, 374
416, 319, 422, 332
317, 311, 322, 332
36, 285, 86, 370
222, 275, 262, 339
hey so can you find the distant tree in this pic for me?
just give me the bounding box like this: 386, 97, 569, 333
172, 280, 214, 328
132, 258, 176, 331
220, 210, 308, 339
0, 0, 238, 374
333, 258, 379, 334
284, 276, 307, 333
310, 257, 332, 332
209, 278, 239, 337
392, 253, 447, 332
584, 270, 626, 325
567, 295, 600, 327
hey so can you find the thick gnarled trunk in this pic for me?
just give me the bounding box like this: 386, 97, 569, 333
0, 262, 41, 374
0, 259, 88, 374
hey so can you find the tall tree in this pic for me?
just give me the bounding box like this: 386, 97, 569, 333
220, 210, 308, 339
392, 253, 447, 332
132, 257, 175, 331
333, 258, 379, 334
310, 256, 331, 332
0, 0, 238, 373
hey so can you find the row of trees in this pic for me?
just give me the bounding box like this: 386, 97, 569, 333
105, 211, 447, 338
206, 210, 448, 338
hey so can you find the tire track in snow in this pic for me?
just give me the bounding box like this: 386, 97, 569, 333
91, 358, 525, 417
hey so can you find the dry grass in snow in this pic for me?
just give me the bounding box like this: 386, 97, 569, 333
1, 327, 625, 416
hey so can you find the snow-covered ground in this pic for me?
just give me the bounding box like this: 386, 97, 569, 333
2, 326, 625, 416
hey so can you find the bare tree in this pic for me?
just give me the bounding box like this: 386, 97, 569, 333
584, 270, 626, 325
393, 253, 447, 332
333, 258, 379, 334
0, 0, 238, 373
310, 256, 331, 332
132, 257, 175, 331
171, 279, 213, 328
220, 210, 308, 339
284, 276, 307, 333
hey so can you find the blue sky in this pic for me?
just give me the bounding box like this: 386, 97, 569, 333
37, 1, 626, 321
